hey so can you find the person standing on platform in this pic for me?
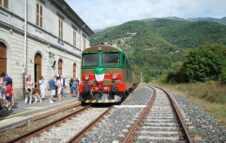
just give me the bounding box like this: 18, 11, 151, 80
69, 77, 73, 94
25, 75, 34, 104
60, 75, 66, 97
54, 75, 57, 97
0, 73, 6, 110
39, 76, 46, 99
75, 79, 80, 97
72, 78, 77, 97
5, 82, 13, 111
56, 75, 62, 101
4, 74, 15, 106
48, 76, 56, 103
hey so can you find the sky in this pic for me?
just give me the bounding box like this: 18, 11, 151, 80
65, 0, 226, 30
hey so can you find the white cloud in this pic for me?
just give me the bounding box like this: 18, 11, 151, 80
65, 0, 226, 30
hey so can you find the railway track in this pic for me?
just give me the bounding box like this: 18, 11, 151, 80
122, 85, 193, 143
8, 105, 113, 143
7, 84, 192, 143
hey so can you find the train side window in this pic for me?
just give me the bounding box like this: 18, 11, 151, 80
123, 55, 126, 67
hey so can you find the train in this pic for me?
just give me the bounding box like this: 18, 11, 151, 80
79, 45, 139, 103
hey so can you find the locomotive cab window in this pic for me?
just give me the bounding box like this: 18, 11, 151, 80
103, 53, 120, 66
82, 53, 98, 66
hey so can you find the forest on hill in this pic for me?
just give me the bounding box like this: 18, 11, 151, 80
91, 18, 226, 82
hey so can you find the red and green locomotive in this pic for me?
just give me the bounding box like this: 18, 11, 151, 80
79, 45, 139, 103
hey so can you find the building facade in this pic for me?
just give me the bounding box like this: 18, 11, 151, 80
0, 0, 93, 99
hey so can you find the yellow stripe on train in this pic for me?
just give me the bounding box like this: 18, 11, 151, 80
98, 100, 103, 103
85, 100, 91, 103
84, 100, 116, 103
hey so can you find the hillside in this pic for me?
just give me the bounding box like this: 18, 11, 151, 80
90, 18, 226, 81
190, 17, 226, 25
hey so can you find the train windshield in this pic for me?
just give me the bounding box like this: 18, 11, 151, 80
103, 53, 120, 66
82, 53, 98, 66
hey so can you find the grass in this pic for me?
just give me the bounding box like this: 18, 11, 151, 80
156, 81, 226, 126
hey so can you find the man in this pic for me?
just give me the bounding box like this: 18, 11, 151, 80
60, 75, 66, 97
48, 76, 56, 103
54, 75, 57, 97
5, 83, 13, 111
4, 74, 14, 107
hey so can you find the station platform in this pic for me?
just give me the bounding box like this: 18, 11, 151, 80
0, 94, 80, 131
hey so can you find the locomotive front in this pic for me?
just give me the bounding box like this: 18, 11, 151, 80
79, 45, 129, 103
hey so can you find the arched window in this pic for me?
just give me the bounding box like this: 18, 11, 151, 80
34, 53, 42, 84
58, 59, 63, 75
0, 42, 7, 75
73, 63, 76, 78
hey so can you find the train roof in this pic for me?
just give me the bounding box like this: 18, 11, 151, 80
83, 45, 123, 53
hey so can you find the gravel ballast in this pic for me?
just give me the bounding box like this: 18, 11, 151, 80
26, 107, 109, 143
167, 89, 226, 143
122, 85, 153, 105
80, 85, 153, 143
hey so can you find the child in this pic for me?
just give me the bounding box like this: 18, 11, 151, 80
72, 80, 77, 97
76, 79, 79, 97
5, 84, 13, 111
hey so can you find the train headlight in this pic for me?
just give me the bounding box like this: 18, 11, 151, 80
85, 75, 89, 81
112, 74, 117, 80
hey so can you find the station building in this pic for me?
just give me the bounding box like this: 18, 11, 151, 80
0, 0, 93, 99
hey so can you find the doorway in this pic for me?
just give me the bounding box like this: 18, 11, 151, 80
58, 59, 63, 75
0, 42, 7, 75
34, 53, 42, 85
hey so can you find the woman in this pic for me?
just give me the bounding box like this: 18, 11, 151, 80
0, 73, 6, 109
25, 75, 33, 104
25, 75, 33, 91
39, 76, 46, 99
55, 76, 62, 101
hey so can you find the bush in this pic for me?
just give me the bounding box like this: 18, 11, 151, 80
220, 71, 226, 85
184, 44, 224, 82
167, 44, 226, 83
166, 72, 177, 83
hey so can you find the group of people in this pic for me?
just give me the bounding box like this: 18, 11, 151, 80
48, 75, 64, 103
47, 75, 80, 103
25, 74, 80, 104
0, 73, 14, 111
0, 72, 81, 112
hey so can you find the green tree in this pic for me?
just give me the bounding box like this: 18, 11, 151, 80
176, 44, 225, 82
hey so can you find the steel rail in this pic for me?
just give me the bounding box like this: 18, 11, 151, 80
8, 105, 90, 143
121, 84, 193, 143
122, 85, 157, 143
67, 106, 114, 143
156, 86, 193, 143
